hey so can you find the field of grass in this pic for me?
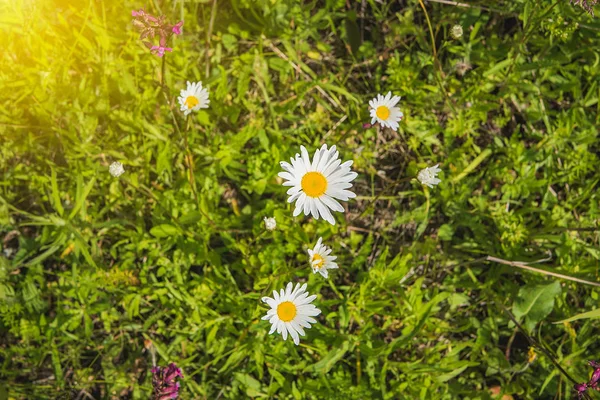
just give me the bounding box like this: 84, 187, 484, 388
1, 0, 600, 398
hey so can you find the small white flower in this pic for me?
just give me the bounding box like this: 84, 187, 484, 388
177, 81, 210, 116
308, 237, 339, 278
109, 162, 125, 177
278, 144, 357, 226
264, 216, 277, 231
417, 164, 442, 188
261, 282, 321, 345
368, 92, 404, 131
451, 25, 463, 39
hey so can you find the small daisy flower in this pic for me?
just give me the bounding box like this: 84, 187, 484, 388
278, 144, 357, 226
451, 25, 463, 39
109, 162, 125, 177
264, 216, 277, 231
308, 237, 338, 278
369, 92, 404, 131
178, 81, 210, 116
417, 164, 442, 188
261, 282, 321, 345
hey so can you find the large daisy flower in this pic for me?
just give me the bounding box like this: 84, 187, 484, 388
261, 282, 321, 345
369, 92, 403, 131
308, 237, 338, 278
178, 81, 210, 116
278, 144, 357, 225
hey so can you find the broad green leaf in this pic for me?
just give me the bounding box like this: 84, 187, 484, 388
513, 281, 561, 332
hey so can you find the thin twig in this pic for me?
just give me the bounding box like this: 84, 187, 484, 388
424, 0, 511, 14
322, 115, 348, 140
486, 255, 600, 288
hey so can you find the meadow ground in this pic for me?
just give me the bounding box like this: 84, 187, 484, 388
1, 0, 600, 399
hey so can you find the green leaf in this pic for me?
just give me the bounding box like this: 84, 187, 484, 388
513, 281, 561, 332
150, 224, 179, 238
50, 168, 64, 216
68, 176, 96, 220
438, 224, 454, 241
234, 372, 262, 396
452, 149, 492, 183
554, 308, 600, 324
309, 341, 351, 374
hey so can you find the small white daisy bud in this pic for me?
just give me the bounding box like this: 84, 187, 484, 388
109, 162, 125, 178
264, 216, 277, 231
308, 237, 339, 279
451, 25, 463, 39
417, 165, 442, 188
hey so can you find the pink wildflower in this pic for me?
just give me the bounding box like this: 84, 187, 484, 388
150, 45, 173, 57
172, 21, 183, 35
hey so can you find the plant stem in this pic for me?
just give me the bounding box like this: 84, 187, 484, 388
160, 55, 166, 87
183, 115, 216, 228
417, 0, 457, 116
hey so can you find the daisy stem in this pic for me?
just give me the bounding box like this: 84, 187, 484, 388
183, 115, 216, 228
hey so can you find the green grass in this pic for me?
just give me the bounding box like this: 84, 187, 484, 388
1, 0, 600, 398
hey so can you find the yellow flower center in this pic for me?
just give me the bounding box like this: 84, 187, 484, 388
376, 105, 390, 120
311, 254, 324, 269
301, 172, 328, 198
185, 96, 199, 109
276, 301, 297, 322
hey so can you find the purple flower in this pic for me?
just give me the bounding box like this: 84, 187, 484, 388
150, 45, 173, 57
172, 21, 183, 35
152, 363, 183, 400
132, 9, 144, 17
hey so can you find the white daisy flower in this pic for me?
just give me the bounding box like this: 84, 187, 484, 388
177, 81, 210, 116
264, 216, 277, 231
261, 282, 321, 345
109, 162, 125, 177
278, 144, 357, 226
417, 164, 442, 188
368, 92, 404, 131
308, 237, 338, 278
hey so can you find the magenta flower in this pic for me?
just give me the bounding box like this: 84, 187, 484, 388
150, 46, 173, 57
574, 360, 600, 398
152, 363, 183, 400
132, 9, 144, 17
172, 21, 183, 35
